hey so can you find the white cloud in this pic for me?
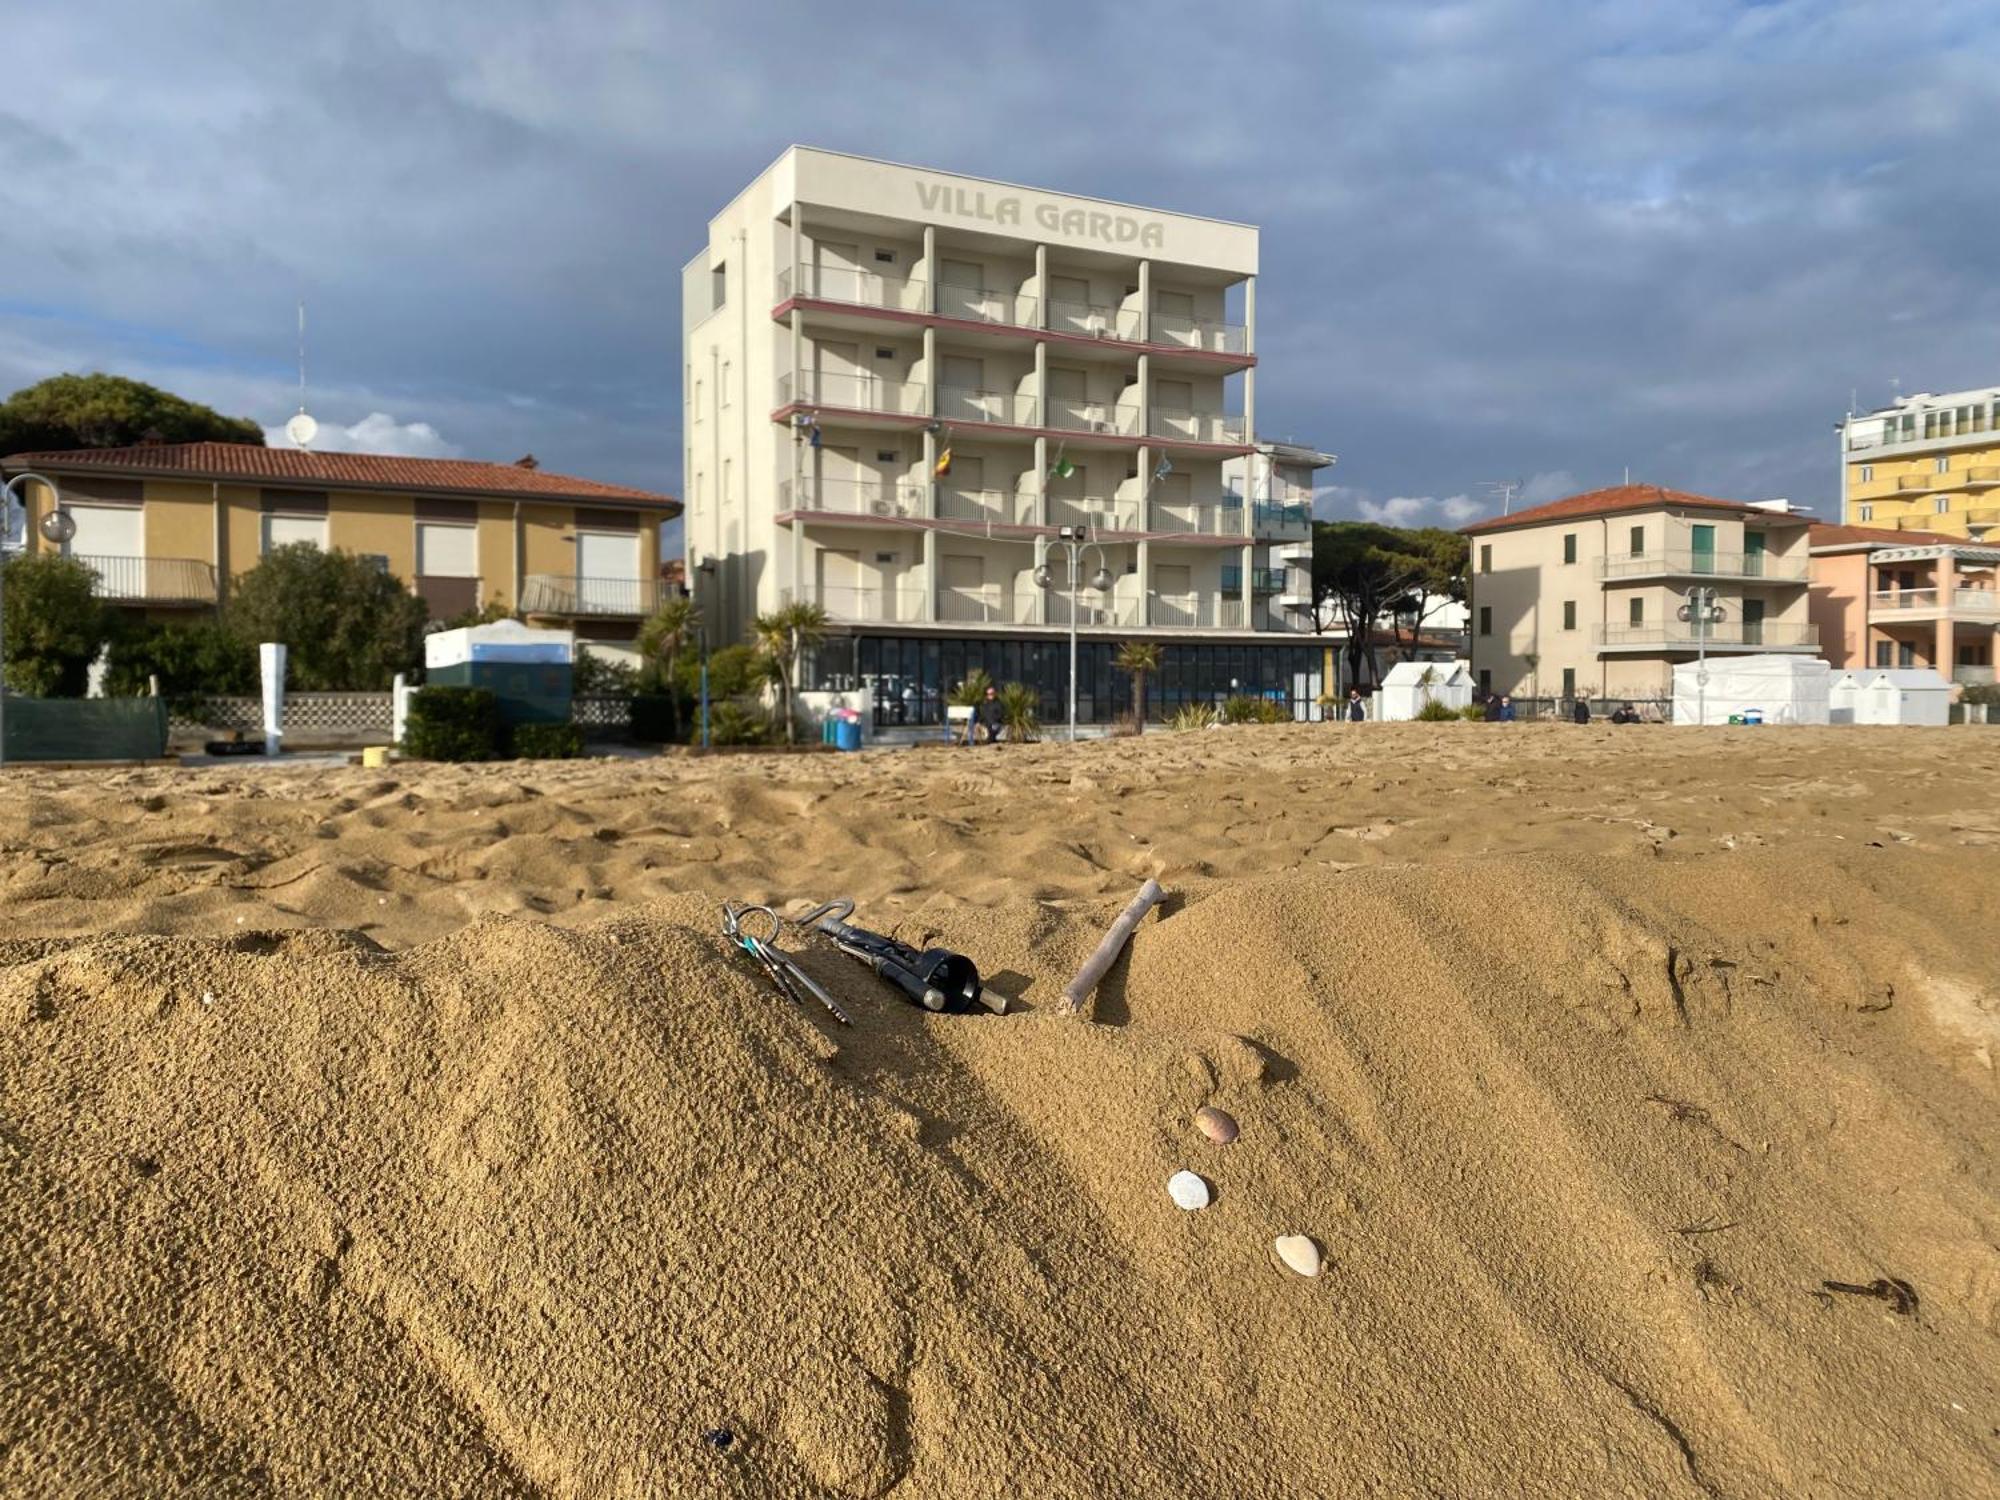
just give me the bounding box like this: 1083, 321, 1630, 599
1355, 493, 1478, 527
263, 411, 461, 458
1516, 470, 1577, 504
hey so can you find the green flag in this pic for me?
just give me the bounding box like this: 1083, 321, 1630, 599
1050, 456, 1075, 480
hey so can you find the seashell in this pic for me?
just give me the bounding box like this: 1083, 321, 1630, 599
1167, 1170, 1211, 1211
1275, 1235, 1322, 1277
1194, 1106, 1239, 1145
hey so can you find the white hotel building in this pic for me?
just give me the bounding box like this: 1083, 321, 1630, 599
681, 147, 1329, 727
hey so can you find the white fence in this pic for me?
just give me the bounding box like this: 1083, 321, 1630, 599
168, 692, 635, 743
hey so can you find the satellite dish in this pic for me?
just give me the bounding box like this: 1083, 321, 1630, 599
285, 411, 319, 448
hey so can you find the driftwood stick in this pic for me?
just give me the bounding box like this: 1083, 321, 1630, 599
1060, 879, 1166, 1016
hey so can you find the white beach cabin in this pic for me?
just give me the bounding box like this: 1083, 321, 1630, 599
1671, 654, 1831, 725
1377, 661, 1473, 721
1854, 668, 1951, 726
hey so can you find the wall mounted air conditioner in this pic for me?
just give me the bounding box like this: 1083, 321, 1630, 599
870, 500, 902, 517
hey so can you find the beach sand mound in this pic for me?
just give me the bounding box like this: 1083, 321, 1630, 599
3, 843, 1997, 1498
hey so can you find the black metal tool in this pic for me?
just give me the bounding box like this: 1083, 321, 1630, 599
796, 900, 983, 1014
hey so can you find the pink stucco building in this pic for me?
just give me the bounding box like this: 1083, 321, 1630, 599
1808, 523, 1999, 684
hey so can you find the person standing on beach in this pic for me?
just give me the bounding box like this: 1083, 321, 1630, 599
980, 683, 1005, 745
1346, 687, 1366, 723
1496, 695, 1516, 722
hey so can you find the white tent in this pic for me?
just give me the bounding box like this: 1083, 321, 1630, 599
1671, 655, 1831, 725
424, 619, 574, 670
1828, 672, 1864, 725
1855, 668, 1951, 726
1377, 660, 1473, 721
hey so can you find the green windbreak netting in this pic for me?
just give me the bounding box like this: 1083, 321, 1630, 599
1, 697, 170, 762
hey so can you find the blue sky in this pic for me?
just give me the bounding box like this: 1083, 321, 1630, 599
4, 0, 1997, 539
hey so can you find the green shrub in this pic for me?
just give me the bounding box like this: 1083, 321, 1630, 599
224, 543, 426, 690
997, 681, 1039, 742
1, 553, 107, 697
1415, 699, 1459, 722
106, 619, 256, 698
1221, 694, 1289, 725
708, 700, 771, 747
1459, 703, 1488, 720
1960, 683, 2000, 708
509, 721, 586, 759
673, 642, 765, 702
572, 650, 637, 698
1170, 702, 1219, 732
404, 686, 502, 762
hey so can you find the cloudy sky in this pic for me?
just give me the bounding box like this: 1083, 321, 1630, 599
5, 1, 1996, 541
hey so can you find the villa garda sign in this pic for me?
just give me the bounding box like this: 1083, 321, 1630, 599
914, 180, 1165, 250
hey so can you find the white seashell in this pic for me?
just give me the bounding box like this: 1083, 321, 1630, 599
1275, 1234, 1322, 1277
1167, 1170, 1211, 1211
200, 991, 217, 1007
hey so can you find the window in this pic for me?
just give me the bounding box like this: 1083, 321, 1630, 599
875, 347, 895, 359
1562, 600, 1577, 630
1936, 498, 1950, 514
874, 249, 896, 264
1629, 525, 1644, 556
1478, 668, 1492, 696
1563, 533, 1577, 564
1859, 504, 1873, 521
416, 522, 477, 578
1479, 544, 1492, 574
1859, 465, 1873, 481
1562, 668, 1576, 700
711, 261, 727, 308
1935, 457, 1950, 474
261, 513, 326, 553
1629, 597, 1643, 626
1875, 640, 1892, 668
1478, 606, 1493, 636
1898, 641, 1916, 668
358, 554, 389, 574
875, 450, 899, 463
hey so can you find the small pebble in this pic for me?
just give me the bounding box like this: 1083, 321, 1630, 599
1275, 1235, 1322, 1278
1194, 1106, 1239, 1145
200, 991, 217, 1007
1167, 1170, 1211, 1211
702, 1428, 734, 1451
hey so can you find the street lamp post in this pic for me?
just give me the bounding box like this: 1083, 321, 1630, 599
1034, 524, 1114, 742
0, 473, 73, 770
1677, 584, 1723, 725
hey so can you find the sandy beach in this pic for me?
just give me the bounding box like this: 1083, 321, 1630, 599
3, 723, 1998, 1496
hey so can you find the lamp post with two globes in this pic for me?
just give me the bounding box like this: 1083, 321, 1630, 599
0, 472, 77, 767
1034, 524, 1114, 742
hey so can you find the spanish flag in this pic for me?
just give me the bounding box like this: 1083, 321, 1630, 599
934, 443, 953, 479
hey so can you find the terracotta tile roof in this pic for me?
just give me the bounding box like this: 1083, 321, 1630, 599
1808, 522, 1958, 549
0, 441, 679, 512
1459, 483, 1806, 536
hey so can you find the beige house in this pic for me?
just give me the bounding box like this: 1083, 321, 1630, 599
1463, 484, 1816, 703
0, 443, 678, 645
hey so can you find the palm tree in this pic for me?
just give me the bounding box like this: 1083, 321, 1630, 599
636, 595, 700, 741
752, 600, 828, 745
997, 681, 1040, 743
1114, 640, 1163, 733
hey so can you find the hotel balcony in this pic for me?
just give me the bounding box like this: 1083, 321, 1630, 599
777, 370, 925, 419
778, 477, 930, 520
1870, 587, 2000, 620
74, 553, 218, 606
786, 583, 1253, 631
1150, 592, 1247, 628
1597, 550, 1808, 583
1150, 313, 1249, 357
1148, 406, 1248, 447
1593, 622, 1819, 652
1250, 500, 1312, 538
519, 573, 662, 619
1048, 297, 1142, 342
1048, 494, 1144, 533
1045, 396, 1141, 437
775, 265, 931, 315
935, 383, 1038, 428
1150, 500, 1242, 537
1222, 566, 1290, 593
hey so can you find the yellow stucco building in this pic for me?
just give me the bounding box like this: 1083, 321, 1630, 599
1840, 386, 2000, 540
1, 442, 678, 644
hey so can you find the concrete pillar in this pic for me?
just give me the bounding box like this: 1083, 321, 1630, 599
1935, 550, 1957, 670
922, 226, 936, 313
921, 528, 938, 623
1137, 260, 1152, 343
922, 326, 937, 421
1033, 434, 1048, 528
1137, 537, 1152, 627
1243, 274, 1257, 449
1034, 243, 1048, 329
1240, 541, 1254, 629
1033, 339, 1048, 433
1136, 352, 1151, 447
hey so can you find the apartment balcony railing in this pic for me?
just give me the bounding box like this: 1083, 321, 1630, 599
1593, 622, 1819, 650
1048, 495, 1144, 533
1149, 313, 1249, 356
1047, 299, 1142, 341
1151, 592, 1247, 629
1046, 397, 1140, 437
937, 585, 1039, 625
1953, 588, 2000, 614
778, 370, 925, 415
1955, 665, 1997, 686
1044, 593, 1143, 628
1148, 407, 1248, 445
1250, 500, 1312, 536
1871, 588, 1941, 612
776, 265, 929, 314
1149, 501, 1240, 536
935, 281, 1037, 329
1847, 415, 1999, 452
784, 584, 930, 625
1963, 509, 2000, 530
1221, 566, 1290, 593
1895, 475, 1933, 493
936, 384, 1038, 427
519, 574, 662, 618
1966, 467, 2000, 488
778, 477, 929, 518
73, 553, 217, 605
936, 488, 1038, 526
1598, 550, 1808, 582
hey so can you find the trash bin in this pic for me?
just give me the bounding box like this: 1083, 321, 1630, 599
834, 716, 863, 752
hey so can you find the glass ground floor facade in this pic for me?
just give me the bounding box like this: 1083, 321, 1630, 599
805, 632, 1331, 728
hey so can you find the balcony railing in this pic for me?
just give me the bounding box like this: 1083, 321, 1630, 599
1151, 592, 1247, 629
1149, 501, 1240, 536
938, 585, 1039, 625
936, 384, 1038, 427
1594, 622, 1818, 649
520, 574, 662, 618
1966, 467, 2000, 488
1149, 313, 1249, 356
1895, 476, 1933, 493
778, 477, 929, 518
1251, 501, 1312, 535
778, 370, 924, 415
1220, 566, 1290, 593
1047, 495, 1143, 532
73, 553, 218, 605
1871, 588, 1940, 612
1964, 509, 2000, 530
1148, 407, 1248, 445
1954, 587, 2000, 614
1044, 593, 1143, 628
1598, 550, 1808, 582
936, 488, 1038, 526
1047, 299, 1142, 341
1847, 414, 2000, 452
1046, 397, 1140, 437
776, 266, 929, 314
785, 584, 930, 624
935, 281, 1037, 329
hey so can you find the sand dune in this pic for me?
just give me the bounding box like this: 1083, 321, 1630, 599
2, 725, 1997, 1496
